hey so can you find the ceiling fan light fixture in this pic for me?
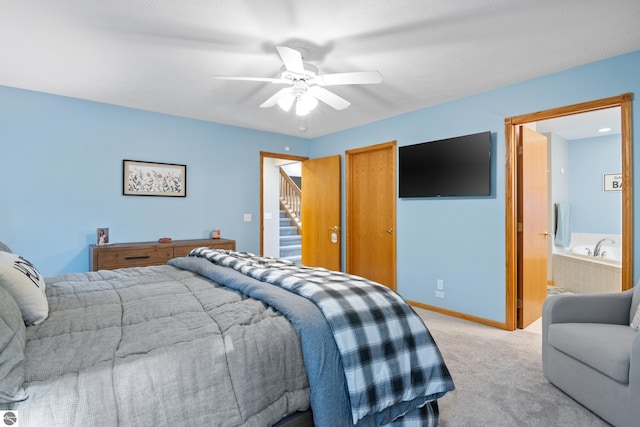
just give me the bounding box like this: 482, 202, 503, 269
277, 92, 295, 112
216, 46, 382, 115
295, 92, 318, 116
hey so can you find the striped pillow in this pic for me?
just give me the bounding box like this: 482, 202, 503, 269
0, 251, 48, 326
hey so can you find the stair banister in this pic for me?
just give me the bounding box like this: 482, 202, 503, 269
279, 168, 302, 232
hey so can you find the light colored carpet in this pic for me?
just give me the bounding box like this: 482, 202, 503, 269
414, 307, 610, 427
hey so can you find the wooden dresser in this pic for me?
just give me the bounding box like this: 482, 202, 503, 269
90, 238, 236, 271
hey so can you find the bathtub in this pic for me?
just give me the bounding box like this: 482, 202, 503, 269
552, 246, 621, 294
568, 245, 621, 264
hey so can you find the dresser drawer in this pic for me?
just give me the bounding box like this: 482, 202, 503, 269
96, 247, 173, 269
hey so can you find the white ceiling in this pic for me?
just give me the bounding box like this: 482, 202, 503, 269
536, 107, 622, 141
1, 0, 639, 139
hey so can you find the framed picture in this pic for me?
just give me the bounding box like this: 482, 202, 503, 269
97, 228, 109, 245
123, 160, 187, 197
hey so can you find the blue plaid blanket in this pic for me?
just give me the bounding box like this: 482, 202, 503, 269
189, 248, 454, 425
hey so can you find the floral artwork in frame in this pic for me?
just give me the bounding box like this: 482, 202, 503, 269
123, 160, 187, 197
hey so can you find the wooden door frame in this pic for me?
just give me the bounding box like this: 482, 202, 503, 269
505, 93, 633, 331
259, 151, 308, 256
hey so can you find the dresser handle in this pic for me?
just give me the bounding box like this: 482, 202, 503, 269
124, 255, 151, 260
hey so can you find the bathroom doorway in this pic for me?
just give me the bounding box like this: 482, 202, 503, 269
538, 108, 623, 297
504, 93, 633, 330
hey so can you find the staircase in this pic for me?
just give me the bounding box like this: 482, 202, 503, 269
279, 210, 301, 264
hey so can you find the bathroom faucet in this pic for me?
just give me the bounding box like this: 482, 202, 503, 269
593, 238, 615, 257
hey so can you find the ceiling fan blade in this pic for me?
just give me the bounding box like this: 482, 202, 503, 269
276, 46, 305, 74
307, 86, 351, 110
317, 71, 383, 86
214, 75, 283, 83
260, 87, 294, 108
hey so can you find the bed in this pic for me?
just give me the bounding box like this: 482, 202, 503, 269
0, 245, 454, 426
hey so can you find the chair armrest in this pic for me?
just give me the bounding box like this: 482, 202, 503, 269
543, 289, 633, 326
631, 331, 640, 423
542, 290, 634, 380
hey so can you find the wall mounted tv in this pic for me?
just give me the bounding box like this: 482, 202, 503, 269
399, 131, 492, 198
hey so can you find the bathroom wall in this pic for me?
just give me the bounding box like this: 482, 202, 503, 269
549, 133, 570, 212
550, 132, 622, 290
549, 132, 570, 279
569, 133, 622, 234
551, 132, 621, 251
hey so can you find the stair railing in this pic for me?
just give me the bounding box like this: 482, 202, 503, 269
279, 168, 302, 232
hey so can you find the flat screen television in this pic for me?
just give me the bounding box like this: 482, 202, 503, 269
399, 131, 491, 198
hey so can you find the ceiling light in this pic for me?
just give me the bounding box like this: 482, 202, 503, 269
598, 127, 612, 133
277, 93, 295, 112
295, 92, 318, 116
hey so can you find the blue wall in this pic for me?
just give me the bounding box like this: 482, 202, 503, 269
0, 87, 308, 275
310, 50, 640, 322
569, 134, 622, 234
2, 50, 639, 324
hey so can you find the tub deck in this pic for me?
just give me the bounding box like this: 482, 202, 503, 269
552, 252, 621, 294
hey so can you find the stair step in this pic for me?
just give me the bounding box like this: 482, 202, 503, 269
280, 235, 301, 246
279, 209, 300, 263
280, 234, 301, 241
280, 244, 302, 258
280, 217, 292, 227
280, 226, 298, 236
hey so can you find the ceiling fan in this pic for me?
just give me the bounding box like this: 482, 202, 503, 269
214, 46, 383, 116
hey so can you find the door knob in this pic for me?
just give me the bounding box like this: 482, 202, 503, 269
538, 232, 551, 237
329, 226, 340, 232
385, 228, 393, 234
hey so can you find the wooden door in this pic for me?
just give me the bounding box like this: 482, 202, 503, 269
346, 141, 396, 290
301, 155, 341, 270
518, 126, 549, 328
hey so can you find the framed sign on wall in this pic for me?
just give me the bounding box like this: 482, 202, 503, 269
603, 173, 622, 192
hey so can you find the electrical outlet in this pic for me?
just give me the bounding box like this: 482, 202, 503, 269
435, 290, 445, 299
437, 279, 444, 290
